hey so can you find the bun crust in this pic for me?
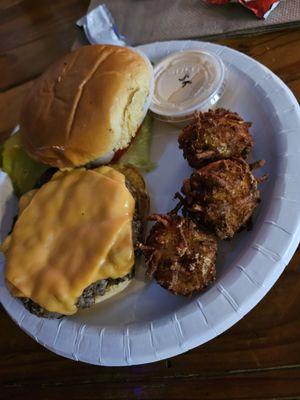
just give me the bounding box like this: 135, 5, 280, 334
20, 45, 152, 168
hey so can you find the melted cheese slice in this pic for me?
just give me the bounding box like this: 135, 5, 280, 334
3, 166, 135, 315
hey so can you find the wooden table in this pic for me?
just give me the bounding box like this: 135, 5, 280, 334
1, 1, 300, 399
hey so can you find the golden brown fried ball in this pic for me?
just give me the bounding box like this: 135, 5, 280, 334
180, 158, 266, 240
178, 108, 253, 168
140, 214, 217, 296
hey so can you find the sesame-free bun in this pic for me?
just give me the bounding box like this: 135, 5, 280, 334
20, 45, 153, 168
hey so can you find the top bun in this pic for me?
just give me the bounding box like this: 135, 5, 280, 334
20, 45, 152, 168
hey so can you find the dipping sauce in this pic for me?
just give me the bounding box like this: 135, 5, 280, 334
150, 49, 226, 124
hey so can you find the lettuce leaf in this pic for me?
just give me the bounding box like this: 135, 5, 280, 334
2, 133, 49, 196
119, 113, 156, 172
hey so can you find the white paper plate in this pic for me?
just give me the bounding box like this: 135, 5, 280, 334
1, 40, 300, 366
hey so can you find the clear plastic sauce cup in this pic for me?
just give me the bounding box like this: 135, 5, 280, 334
150, 49, 226, 125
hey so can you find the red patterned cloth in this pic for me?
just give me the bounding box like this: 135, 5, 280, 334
206, 0, 280, 19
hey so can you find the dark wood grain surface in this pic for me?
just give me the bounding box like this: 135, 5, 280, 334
1, 1, 300, 399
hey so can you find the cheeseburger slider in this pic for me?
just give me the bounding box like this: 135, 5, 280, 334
20, 44, 153, 169
1, 43, 152, 317
2, 164, 149, 318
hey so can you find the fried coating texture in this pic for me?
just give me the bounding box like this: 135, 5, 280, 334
178, 108, 253, 168
180, 158, 262, 240
140, 214, 217, 295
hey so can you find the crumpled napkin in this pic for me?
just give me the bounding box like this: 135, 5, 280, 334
77, 1, 126, 46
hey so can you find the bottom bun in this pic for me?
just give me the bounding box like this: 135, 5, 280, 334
94, 278, 132, 305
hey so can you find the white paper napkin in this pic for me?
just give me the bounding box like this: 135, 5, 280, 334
77, 1, 126, 46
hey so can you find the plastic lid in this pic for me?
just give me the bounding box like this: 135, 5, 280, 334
150, 49, 226, 123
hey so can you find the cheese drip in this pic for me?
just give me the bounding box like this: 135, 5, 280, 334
3, 166, 135, 315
